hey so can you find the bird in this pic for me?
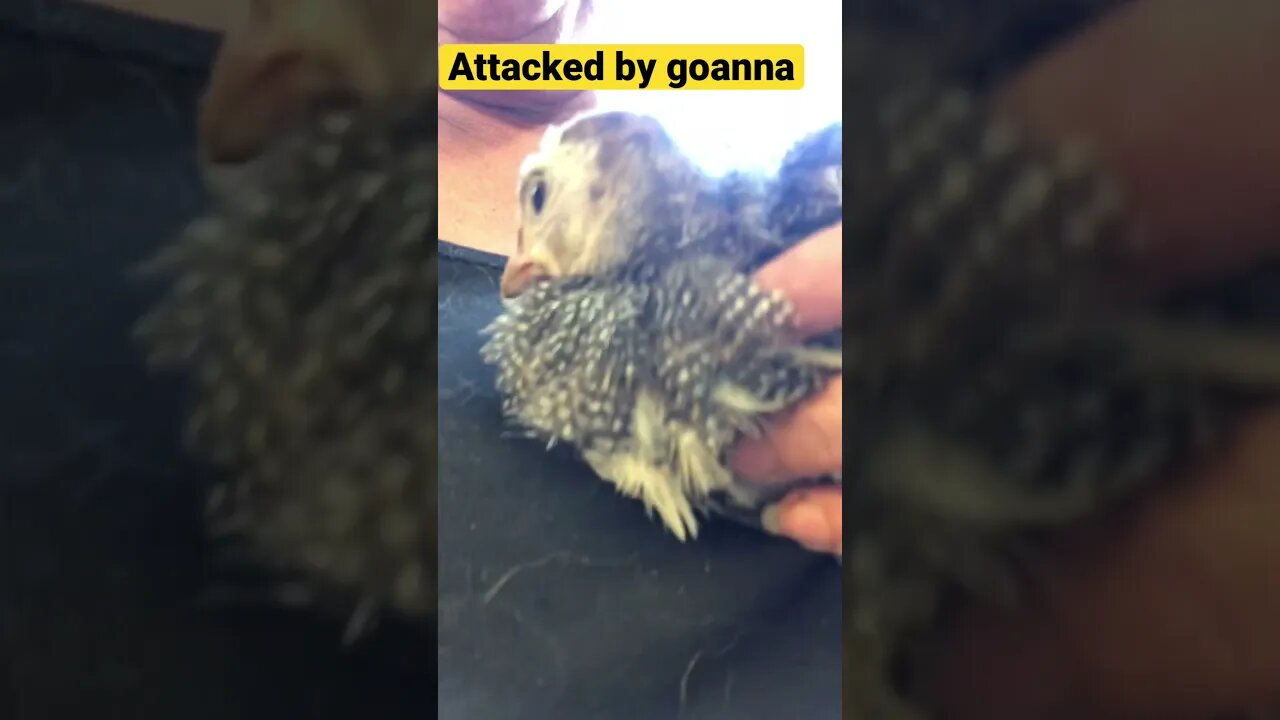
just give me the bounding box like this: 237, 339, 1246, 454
481, 33, 1280, 718
481, 109, 844, 542
134, 93, 438, 642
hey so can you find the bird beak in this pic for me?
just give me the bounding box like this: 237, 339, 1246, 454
500, 255, 550, 298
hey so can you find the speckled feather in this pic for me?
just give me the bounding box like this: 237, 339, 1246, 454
486, 24, 1280, 720
834, 22, 1280, 719
134, 95, 437, 633
482, 113, 844, 540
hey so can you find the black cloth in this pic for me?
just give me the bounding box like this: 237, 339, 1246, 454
0, 16, 429, 720
437, 241, 842, 720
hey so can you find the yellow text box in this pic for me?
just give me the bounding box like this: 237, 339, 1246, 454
439, 44, 805, 91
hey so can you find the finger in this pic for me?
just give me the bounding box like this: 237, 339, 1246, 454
761, 485, 842, 556
731, 376, 842, 484
933, 404, 1280, 720
753, 222, 843, 337
997, 0, 1280, 288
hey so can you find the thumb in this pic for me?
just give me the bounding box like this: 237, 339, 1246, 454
762, 485, 842, 556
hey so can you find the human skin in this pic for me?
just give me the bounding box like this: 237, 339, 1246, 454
199, 0, 595, 256
730, 224, 843, 556
734, 1, 1280, 717
438, 0, 594, 118
438, 1, 600, 256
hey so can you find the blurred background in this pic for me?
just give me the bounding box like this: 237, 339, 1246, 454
586, 0, 842, 174
0, 2, 430, 718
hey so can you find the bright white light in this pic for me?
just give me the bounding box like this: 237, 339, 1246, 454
582, 1, 842, 176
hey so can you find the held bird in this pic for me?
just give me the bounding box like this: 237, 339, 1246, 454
481, 49, 1280, 715
482, 110, 845, 541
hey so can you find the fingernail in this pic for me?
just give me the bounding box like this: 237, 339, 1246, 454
781, 500, 832, 552
762, 497, 831, 552
761, 504, 782, 534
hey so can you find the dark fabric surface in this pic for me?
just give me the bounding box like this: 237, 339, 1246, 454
0, 20, 430, 720
0, 0, 218, 69
436, 241, 842, 720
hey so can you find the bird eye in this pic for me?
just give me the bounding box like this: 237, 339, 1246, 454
530, 180, 546, 215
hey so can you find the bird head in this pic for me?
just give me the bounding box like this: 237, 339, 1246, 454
500, 111, 698, 298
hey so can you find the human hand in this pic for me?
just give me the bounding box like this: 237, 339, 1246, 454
730, 222, 843, 556
930, 1, 1280, 717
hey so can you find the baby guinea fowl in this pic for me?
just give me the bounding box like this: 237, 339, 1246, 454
481, 110, 844, 541
485, 37, 1280, 720
134, 95, 437, 637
